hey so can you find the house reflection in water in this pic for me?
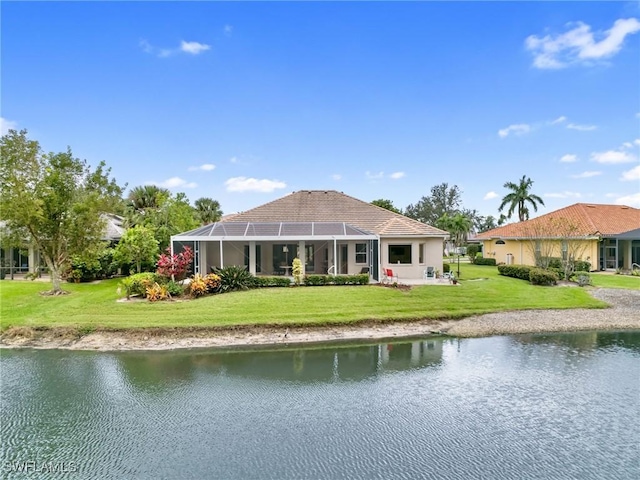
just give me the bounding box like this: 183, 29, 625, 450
116, 339, 445, 389
201, 339, 443, 383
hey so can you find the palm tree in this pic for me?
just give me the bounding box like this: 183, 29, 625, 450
127, 185, 170, 212
498, 175, 545, 222
436, 212, 472, 248
194, 197, 223, 225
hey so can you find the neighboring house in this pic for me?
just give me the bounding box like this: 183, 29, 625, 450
475, 203, 640, 271
0, 214, 125, 275
171, 190, 449, 282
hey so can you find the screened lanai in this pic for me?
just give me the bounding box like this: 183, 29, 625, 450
171, 222, 381, 280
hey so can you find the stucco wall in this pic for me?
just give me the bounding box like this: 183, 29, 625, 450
482, 239, 598, 269
381, 237, 443, 280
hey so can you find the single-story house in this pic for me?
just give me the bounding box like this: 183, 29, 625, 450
475, 203, 640, 271
0, 214, 125, 275
171, 190, 449, 282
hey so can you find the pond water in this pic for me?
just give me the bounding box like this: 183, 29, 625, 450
1, 332, 639, 479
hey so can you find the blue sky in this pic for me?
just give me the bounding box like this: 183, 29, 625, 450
2, 1, 639, 218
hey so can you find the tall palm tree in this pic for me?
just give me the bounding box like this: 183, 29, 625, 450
498, 175, 545, 222
127, 185, 170, 212
436, 212, 472, 248
194, 197, 223, 225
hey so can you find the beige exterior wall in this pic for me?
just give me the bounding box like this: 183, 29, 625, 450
381, 237, 443, 280
198, 236, 445, 280
482, 238, 598, 269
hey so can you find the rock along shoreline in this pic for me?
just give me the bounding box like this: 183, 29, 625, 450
1, 288, 638, 352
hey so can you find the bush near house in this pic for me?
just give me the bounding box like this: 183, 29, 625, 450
250, 276, 292, 288
498, 265, 533, 281
474, 257, 497, 266
120, 272, 164, 298
304, 274, 369, 286
442, 264, 450, 274
466, 244, 480, 263
529, 268, 559, 286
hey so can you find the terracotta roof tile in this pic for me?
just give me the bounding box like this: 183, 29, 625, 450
222, 190, 448, 237
476, 203, 640, 239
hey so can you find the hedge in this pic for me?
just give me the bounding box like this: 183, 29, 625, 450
304, 274, 370, 286
497, 264, 532, 280
250, 276, 292, 288
529, 268, 558, 286
474, 257, 497, 266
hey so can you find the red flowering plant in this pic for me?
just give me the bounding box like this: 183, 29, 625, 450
156, 246, 194, 281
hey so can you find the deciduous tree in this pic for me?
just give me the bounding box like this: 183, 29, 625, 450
0, 130, 123, 293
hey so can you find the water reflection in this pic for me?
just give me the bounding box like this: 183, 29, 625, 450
117, 339, 443, 389
1, 332, 638, 480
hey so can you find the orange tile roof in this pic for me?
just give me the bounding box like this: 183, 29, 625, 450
222, 190, 448, 237
476, 203, 640, 239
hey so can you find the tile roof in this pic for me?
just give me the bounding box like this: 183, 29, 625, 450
476, 203, 640, 239
222, 190, 448, 237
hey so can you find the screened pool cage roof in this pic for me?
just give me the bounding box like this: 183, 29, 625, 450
172, 222, 378, 242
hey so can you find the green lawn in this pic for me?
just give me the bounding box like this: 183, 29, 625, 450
589, 272, 640, 289
0, 264, 614, 332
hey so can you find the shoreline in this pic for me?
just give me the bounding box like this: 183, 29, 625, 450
2, 288, 638, 351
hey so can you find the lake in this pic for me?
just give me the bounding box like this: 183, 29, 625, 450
1, 332, 639, 479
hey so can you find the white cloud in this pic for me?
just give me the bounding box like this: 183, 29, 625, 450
551, 116, 567, 125
498, 124, 531, 138
365, 171, 384, 180
544, 191, 583, 198
0, 117, 17, 135
331, 174, 342, 181
140, 39, 210, 57
224, 25, 233, 36
560, 154, 578, 163
483, 191, 498, 200
225, 177, 286, 193
571, 171, 602, 179
188, 163, 216, 172
591, 150, 636, 164
620, 165, 640, 181
615, 192, 640, 207
148, 177, 197, 189
230, 157, 238, 163
180, 41, 211, 55
526, 18, 640, 69
567, 123, 597, 131
389, 171, 405, 180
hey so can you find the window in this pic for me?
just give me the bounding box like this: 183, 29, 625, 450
561, 241, 568, 261
495, 240, 506, 245
419, 243, 425, 264
355, 243, 367, 264
389, 244, 412, 264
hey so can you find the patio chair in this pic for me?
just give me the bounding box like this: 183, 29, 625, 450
423, 266, 435, 280
382, 268, 398, 284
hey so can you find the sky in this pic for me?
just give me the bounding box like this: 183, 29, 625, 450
2, 1, 639, 220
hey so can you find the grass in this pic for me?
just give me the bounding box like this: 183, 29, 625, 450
589, 272, 640, 289
0, 264, 616, 332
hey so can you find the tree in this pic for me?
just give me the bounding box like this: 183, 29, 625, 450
114, 225, 159, 273
498, 175, 545, 222
0, 130, 123, 293
127, 185, 170, 212
124, 189, 200, 250
477, 215, 498, 233
194, 197, 223, 225
371, 199, 402, 214
405, 183, 462, 225
437, 212, 472, 248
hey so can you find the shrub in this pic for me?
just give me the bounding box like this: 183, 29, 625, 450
442, 263, 451, 273
292, 258, 303, 286
203, 273, 222, 293
574, 260, 591, 272
304, 274, 369, 286
216, 265, 254, 292
190, 274, 208, 298
156, 246, 194, 281
304, 275, 327, 286
251, 276, 291, 288
529, 268, 558, 286
120, 272, 163, 298
575, 273, 592, 287
498, 264, 532, 280
146, 282, 169, 302
466, 244, 479, 262
166, 280, 185, 297
474, 257, 497, 266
